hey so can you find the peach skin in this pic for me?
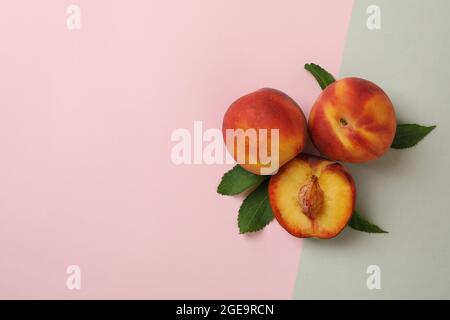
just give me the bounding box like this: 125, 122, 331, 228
309, 77, 397, 163
222, 88, 307, 175
269, 154, 356, 239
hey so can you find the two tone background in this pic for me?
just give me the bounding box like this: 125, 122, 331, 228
0, 0, 448, 299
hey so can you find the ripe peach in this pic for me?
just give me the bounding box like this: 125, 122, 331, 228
309, 77, 396, 163
222, 88, 307, 175
269, 154, 355, 239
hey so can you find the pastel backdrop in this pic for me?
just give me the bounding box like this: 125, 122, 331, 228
0, 0, 353, 298
295, 0, 450, 299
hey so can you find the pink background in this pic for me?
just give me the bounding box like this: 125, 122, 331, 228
0, 0, 352, 299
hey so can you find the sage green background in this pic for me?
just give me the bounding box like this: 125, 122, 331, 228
294, 0, 450, 299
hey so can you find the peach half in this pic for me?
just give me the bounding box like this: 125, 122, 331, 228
269, 154, 355, 239
309, 77, 397, 163
222, 88, 307, 175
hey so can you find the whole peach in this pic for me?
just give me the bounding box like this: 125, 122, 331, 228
308, 77, 396, 163
222, 88, 307, 175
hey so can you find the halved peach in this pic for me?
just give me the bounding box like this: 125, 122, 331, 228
269, 154, 355, 239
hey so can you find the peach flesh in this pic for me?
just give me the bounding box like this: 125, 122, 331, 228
269, 154, 356, 239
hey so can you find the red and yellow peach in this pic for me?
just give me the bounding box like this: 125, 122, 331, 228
309, 77, 396, 163
222, 88, 307, 175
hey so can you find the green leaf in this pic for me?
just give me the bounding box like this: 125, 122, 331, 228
348, 211, 388, 234
238, 180, 274, 234
391, 124, 436, 149
217, 165, 268, 195
304, 63, 336, 90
